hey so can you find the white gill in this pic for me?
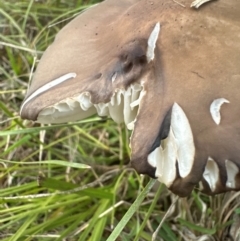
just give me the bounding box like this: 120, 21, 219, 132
203, 157, 219, 192
37, 83, 144, 127
225, 160, 239, 188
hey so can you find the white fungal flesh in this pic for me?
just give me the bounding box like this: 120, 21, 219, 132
20, 73, 77, 115
203, 157, 219, 192
171, 103, 195, 178
149, 128, 177, 187
147, 104, 195, 187
225, 160, 239, 188
190, 0, 214, 8
210, 98, 230, 125
111, 73, 117, 83
146, 22, 160, 62
147, 146, 160, 169
37, 83, 144, 127
161, 128, 178, 186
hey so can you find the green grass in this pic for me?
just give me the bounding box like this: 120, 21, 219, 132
1, 1, 240, 240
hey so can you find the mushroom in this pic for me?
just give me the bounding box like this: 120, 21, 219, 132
20, 0, 240, 197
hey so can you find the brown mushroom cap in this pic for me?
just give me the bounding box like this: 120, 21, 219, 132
20, 0, 240, 196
